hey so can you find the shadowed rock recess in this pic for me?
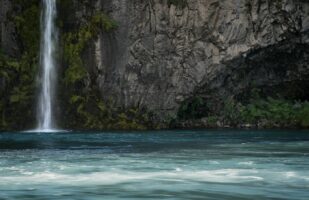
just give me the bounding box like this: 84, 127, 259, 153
0, 0, 309, 130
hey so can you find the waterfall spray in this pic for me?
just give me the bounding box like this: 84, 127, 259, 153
37, 0, 57, 131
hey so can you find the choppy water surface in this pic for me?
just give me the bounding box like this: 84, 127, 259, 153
0, 130, 308, 200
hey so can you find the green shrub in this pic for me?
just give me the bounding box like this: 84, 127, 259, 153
240, 98, 309, 128
207, 116, 218, 127
176, 93, 309, 129
297, 102, 309, 128
177, 96, 209, 120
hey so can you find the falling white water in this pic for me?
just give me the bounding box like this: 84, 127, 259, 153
37, 0, 57, 131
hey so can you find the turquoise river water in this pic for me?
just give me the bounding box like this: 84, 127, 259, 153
0, 130, 308, 199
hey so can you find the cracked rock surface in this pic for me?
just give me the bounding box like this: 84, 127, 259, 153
92, 0, 309, 119
1, 0, 309, 122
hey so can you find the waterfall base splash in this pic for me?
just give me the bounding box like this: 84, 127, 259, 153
24, 129, 68, 133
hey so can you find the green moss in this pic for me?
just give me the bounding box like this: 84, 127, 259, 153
66, 91, 150, 130
13, 6, 40, 52
0, 1, 40, 130
62, 12, 117, 85
91, 12, 118, 33
60, 12, 151, 130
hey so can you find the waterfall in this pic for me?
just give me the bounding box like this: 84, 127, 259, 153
37, 0, 57, 131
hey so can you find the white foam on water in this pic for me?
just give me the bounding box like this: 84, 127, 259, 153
285, 171, 297, 178
238, 161, 254, 166
175, 168, 182, 172
281, 171, 309, 182
22, 129, 69, 133
0, 169, 264, 186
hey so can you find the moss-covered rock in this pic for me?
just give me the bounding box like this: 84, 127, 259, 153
58, 9, 155, 130
0, 0, 40, 130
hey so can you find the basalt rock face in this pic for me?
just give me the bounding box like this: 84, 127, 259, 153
1, 0, 309, 128
92, 0, 309, 120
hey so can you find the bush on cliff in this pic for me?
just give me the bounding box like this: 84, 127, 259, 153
176, 95, 309, 129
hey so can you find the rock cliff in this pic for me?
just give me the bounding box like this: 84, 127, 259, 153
92, 0, 309, 119
1, 0, 309, 129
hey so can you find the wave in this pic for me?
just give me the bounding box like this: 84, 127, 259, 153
0, 169, 264, 186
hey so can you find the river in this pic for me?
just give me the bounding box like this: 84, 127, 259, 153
0, 130, 308, 199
